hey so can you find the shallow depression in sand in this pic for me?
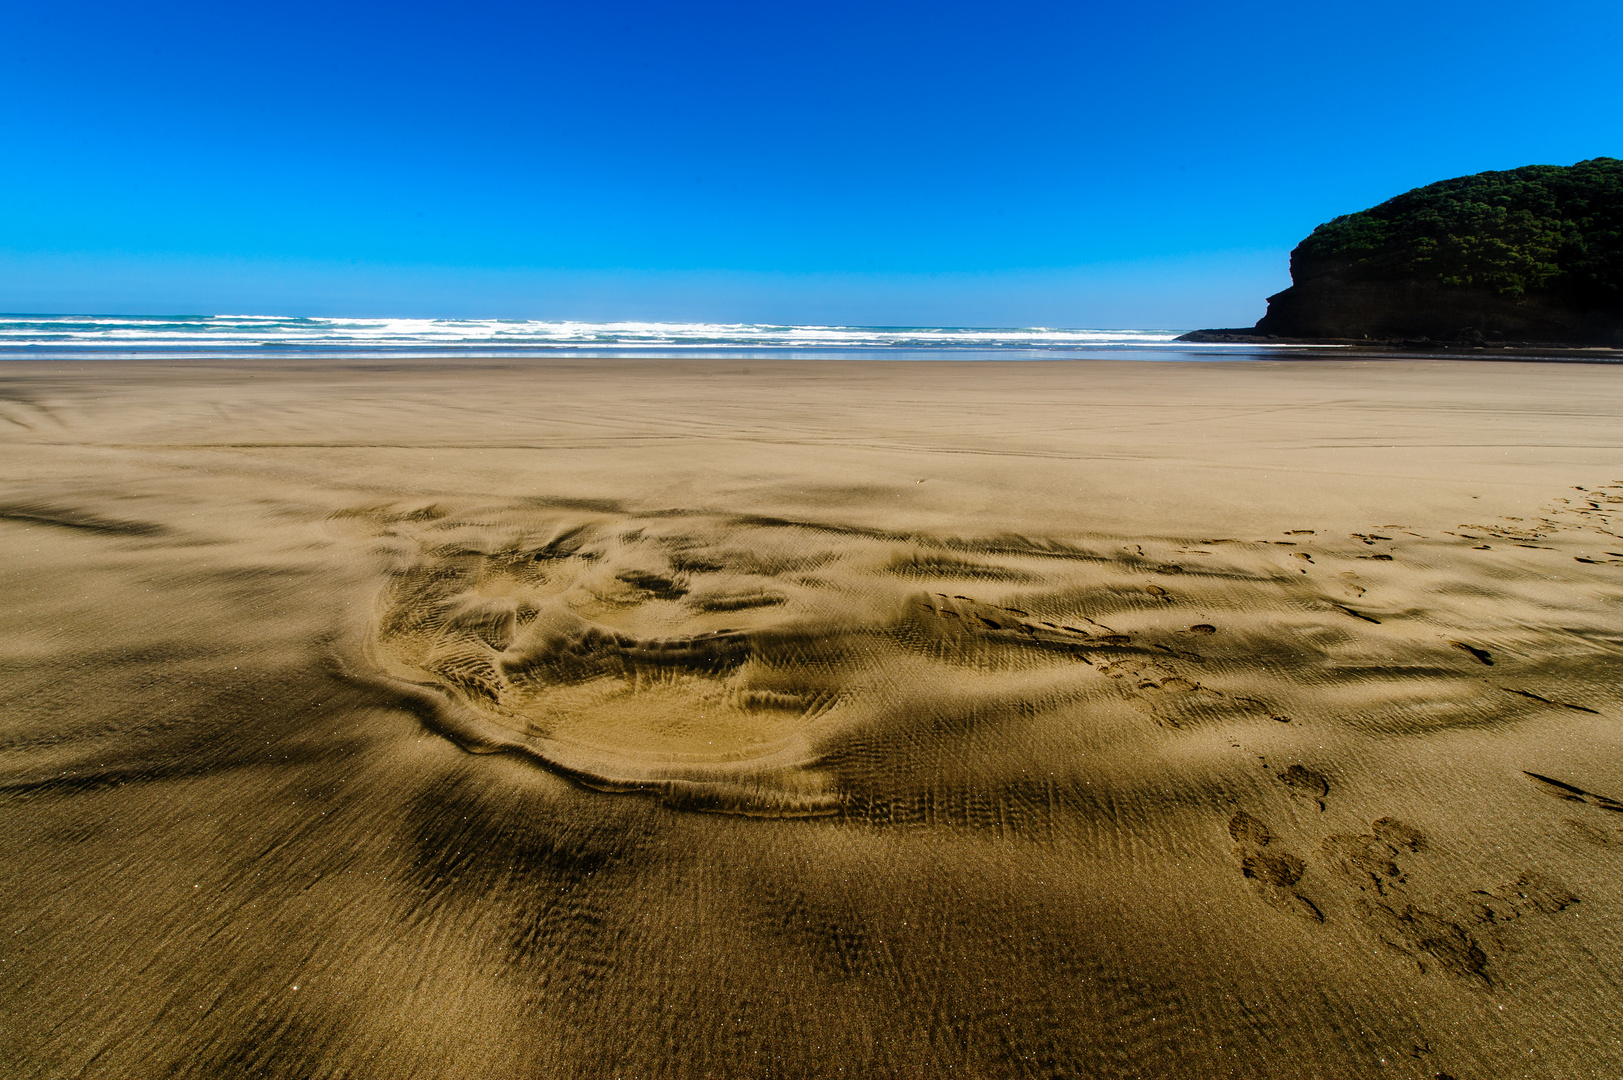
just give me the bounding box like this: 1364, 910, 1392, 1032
360, 507, 1137, 812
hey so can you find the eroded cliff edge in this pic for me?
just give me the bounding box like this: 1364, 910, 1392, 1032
1182, 157, 1623, 347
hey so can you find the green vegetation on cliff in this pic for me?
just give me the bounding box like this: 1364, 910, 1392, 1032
1295, 157, 1623, 305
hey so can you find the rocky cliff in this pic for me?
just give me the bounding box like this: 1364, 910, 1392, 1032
1184, 158, 1623, 346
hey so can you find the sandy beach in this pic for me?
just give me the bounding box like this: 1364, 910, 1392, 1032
4, 354, 1623, 1079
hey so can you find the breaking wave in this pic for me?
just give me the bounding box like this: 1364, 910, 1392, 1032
0, 314, 1199, 356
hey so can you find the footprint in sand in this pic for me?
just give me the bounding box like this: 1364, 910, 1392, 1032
1278, 764, 1330, 810
1316, 817, 1576, 986
1227, 811, 1323, 922
1316, 820, 1490, 981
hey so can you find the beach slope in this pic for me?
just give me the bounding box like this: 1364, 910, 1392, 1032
4, 355, 1623, 1078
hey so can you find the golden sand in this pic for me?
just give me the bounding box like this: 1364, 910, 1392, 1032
4, 355, 1623, 1078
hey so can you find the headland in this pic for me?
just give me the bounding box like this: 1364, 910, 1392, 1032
1183, 157, 1623, 352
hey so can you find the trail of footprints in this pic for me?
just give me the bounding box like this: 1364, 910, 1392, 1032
1225, 767, 1608, 986
1444, 478, 1623, 558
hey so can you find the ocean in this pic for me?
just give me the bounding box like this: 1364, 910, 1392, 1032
0, 314, 1262, 360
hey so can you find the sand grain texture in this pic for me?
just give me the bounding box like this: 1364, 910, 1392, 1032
4, 356, 1623, 1079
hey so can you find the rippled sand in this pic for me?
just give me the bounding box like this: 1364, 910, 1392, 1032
5, 355, 1623, 1078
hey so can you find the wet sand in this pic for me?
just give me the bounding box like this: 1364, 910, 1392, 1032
4, 355, 1623, 1078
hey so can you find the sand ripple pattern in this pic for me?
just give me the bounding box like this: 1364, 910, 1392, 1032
355, 485, 1623, 826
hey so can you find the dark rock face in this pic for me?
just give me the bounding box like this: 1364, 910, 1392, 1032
1192, 158, 1623, 346
1255, 267, 1623, 344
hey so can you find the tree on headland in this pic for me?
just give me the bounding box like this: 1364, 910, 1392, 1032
1184, 158, 1623, 344
1294, 157, 1622, 305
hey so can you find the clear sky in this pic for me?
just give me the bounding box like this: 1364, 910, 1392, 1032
2, 0, 1619, 326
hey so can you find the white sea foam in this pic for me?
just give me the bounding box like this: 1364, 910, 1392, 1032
0, 314, 1215, 353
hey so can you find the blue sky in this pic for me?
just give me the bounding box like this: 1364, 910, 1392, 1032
2, 0, 1619, 326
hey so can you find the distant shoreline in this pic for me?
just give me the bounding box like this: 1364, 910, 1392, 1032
4, 344, 1623, 364
8, 311, 1622, 362
1176, 327, 1623, 361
